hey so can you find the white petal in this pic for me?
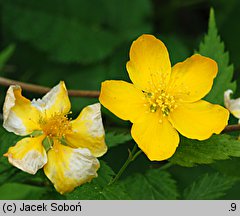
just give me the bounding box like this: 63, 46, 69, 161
79, 103, 105, 137
65, 103, 107, 157
44, 141, 99, 194
224, 89, 240, 119
31, 81, 71, 116
3, 85, 41, 135
65, 148, 99, 180
5, 136, 47, 174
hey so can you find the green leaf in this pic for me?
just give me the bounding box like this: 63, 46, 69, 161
121, 169, 179, 199
211, 157, 240, 178
66, 161, 130, 200
105, 131, 132, 148
103, 0, 152, 39
3, 0, 152, 64
183, 172, 238, 199
198, 8, 236, 105
0, 126, 21, 167
3, 1, 118, 64
170, 134, 240, 167
0, 183, 47, 199
0, 44, 15, 71
159, 35, 191, 65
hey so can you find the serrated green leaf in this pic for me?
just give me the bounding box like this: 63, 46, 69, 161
121, 169, 179, 199
66, 161, 130, 200
0, 44, 15, 71
198, 8, 236, 105
183, 172, 238, 199
105, 131, 132, 148
170, 134, 240, 167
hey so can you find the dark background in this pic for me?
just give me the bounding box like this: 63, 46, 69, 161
1, 0, 240, 111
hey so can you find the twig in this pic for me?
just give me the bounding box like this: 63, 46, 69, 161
0, 77, 100, 98
159, 162, 173, 170
221, 124, 240, 133
0, 77, 240, 133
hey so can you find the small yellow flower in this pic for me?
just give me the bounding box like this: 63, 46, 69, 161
99, 34, 229, 161
3, 81, 107, 194
224, 89, 240, 123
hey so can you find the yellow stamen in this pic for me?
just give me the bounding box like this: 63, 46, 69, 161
145, 89, 176, 116
39, 113, 72, 138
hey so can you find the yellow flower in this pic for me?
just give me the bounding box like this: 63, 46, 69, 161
99, 34, 229, 161
3, 81, 107, 194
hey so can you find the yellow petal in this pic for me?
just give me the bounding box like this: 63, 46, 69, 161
168, 100, 229, 140
44, 140, 100, 194
168, 54, 218, 102
224, 89, 240, 119
3, 85, 42, 136
65, 103, 107, 157
5, 135, 47, 174
126, 34, 171, 91
99, 80, 146, 123
31, 81, 71, 118
131, 112, 179, 161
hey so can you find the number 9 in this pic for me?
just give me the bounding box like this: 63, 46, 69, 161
231, 203, 236, 211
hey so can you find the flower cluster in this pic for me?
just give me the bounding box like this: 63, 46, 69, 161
1, 34, 231, 195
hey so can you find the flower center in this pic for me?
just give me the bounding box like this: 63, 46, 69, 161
145, 90, 177, 116
39, 113, 72, 138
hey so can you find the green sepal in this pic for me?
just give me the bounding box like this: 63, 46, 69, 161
30, 130, 43, 137
42, 136, 53, 152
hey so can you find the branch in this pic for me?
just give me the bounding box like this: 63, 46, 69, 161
0, 77, 239, 133
0, 77, 100, 98
221, 124, 240, 133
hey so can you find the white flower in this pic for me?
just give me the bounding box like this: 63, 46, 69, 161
224, 89, 240, 123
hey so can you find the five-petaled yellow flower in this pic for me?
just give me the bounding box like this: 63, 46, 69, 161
99, 34, 229, 161
3, 81, 107, 194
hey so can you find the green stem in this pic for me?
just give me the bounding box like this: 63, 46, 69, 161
159, 162, 173, 170
132, 149, 142, 161
110, 145, 142, 185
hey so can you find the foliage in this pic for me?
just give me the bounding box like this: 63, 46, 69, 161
198, 8, 236, 105
2, 0, 151, 64
121, 169, 179, 200
183, 173, 238, 200
211, 157, 240, 178
170, 134, 240, 167
105, 131, 132, 148
66, 161, 130, 200
0, 44, 15, 71
0, 183, 47, 200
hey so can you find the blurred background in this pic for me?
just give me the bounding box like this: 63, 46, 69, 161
1, 0, 240, 199
1, 0, 240, 111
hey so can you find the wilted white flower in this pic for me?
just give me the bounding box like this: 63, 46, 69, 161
224, 89, 240, 123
